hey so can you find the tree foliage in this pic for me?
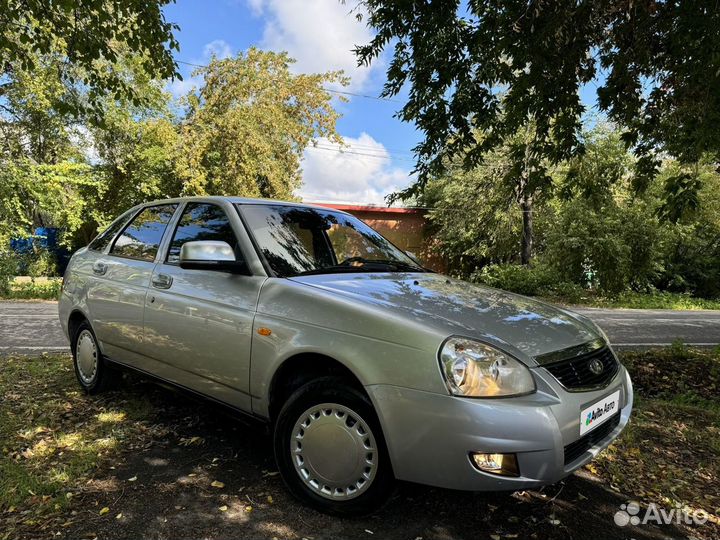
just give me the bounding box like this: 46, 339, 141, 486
0, 160, 96, 246
425, 126, 720, 298
85, 56, 182, 236
0, 0, 180, 116
178, 49, 346, 199
355, 0, 720, 210
419, 129, 554, 271
1, 46, 348, 256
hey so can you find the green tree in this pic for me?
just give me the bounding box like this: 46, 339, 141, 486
0, 49, 84, 164
654, 160, 720, 298
0, 0, 180, 117
420, 126, 554, 269
178, 48, 347, 199
0, 160, 96, 247
85, 57, 182, 238
0, 50, 177, 248
355, 0, 720, 211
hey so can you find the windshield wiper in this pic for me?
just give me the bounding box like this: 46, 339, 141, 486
293, 258, 427, 276
294, 263, 395, 276
363, 258, 429, 272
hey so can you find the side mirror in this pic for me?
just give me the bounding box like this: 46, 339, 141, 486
179, 241, 250, 275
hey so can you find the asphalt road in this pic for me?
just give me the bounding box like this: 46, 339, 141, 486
1, 301, 719, 354
572, 306, 720, 348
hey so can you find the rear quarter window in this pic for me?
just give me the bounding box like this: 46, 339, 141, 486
88, 209, 136, 252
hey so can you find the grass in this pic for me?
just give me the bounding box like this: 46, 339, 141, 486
591, 347, 720, 529
0, 277, 62, 301
0, 355, 160, 536
1, 348, 719, 537
543, 290, 720, 310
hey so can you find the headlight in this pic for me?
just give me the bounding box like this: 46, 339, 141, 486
439, 337, 535, 397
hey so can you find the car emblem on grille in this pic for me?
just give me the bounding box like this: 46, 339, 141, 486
588, 358, 604, 375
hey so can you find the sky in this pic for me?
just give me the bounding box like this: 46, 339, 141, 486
162, 1, 605, 206
163, 0, 421, 205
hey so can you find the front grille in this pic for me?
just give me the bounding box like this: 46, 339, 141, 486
543, 346, 618, 391
564, 412, 620, 465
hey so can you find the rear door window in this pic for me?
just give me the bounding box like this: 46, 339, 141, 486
110, 204, 178, 261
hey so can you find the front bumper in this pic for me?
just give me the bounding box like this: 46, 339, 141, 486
366, 365, 633, 491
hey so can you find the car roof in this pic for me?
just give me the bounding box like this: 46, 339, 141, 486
138, 196, 352, 215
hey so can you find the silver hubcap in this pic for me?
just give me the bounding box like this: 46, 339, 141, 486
76, 329, 98, 385
291, 403, 378, 500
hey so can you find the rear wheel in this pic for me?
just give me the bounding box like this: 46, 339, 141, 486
71, 320, 117, 394
273, 377, 394, 515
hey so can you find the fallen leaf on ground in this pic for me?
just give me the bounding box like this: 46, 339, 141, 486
210, 480, 225, 489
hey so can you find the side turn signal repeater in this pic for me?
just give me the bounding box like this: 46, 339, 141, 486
257, 327, 272, 336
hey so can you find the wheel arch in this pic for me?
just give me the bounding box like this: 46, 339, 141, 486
67, 309, 91, 353
267, 352, 367, 422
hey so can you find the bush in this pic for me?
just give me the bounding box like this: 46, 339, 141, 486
542, 196, 664, 295
6, 278, 62, 300
471, 263, 573, 296
0, 253, 15, 296
26, 249, 58, 277
472, 263, 550, 295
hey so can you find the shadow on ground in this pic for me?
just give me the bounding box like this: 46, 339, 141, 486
53, 374, 697, 540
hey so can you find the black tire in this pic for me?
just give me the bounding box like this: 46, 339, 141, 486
71, 320, 117, 394
273, 376, 395, 516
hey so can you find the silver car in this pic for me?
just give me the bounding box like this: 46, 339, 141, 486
59, 196, 633, 515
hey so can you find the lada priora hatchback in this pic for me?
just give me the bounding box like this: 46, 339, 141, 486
59, 196, 633, 514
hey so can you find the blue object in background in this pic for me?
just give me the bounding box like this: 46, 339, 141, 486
9, 227, 71, 275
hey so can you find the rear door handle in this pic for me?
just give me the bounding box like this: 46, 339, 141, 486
92, 261, 108, 275
151, 273, 173, 290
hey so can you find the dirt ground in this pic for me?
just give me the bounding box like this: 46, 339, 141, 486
30, 385, 693, 539
2, 351, 718, 540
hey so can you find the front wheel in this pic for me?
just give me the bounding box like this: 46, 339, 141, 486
273, 377, 394, 515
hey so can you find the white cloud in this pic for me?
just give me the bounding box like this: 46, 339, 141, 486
297, 132, 413, 204
203, 39, 233, 60
248, 0, 380, 91
167, 76, 201, 98
168, 39, 234, 97
246, 0, 264, 16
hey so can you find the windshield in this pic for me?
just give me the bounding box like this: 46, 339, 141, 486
237, 204, 427, 277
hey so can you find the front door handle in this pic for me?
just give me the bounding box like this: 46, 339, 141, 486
151, 273, 173, 290
92, 261, 108, 275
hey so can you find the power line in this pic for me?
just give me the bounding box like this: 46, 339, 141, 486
327, 141, 415, 155
175, 59, 401, 103
324, 88, 401, 103
308, 144, 416, 163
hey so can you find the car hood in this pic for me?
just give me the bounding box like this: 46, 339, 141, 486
290, 272, 600, 363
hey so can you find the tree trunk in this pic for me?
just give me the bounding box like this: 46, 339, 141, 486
520, 194, 533, 266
